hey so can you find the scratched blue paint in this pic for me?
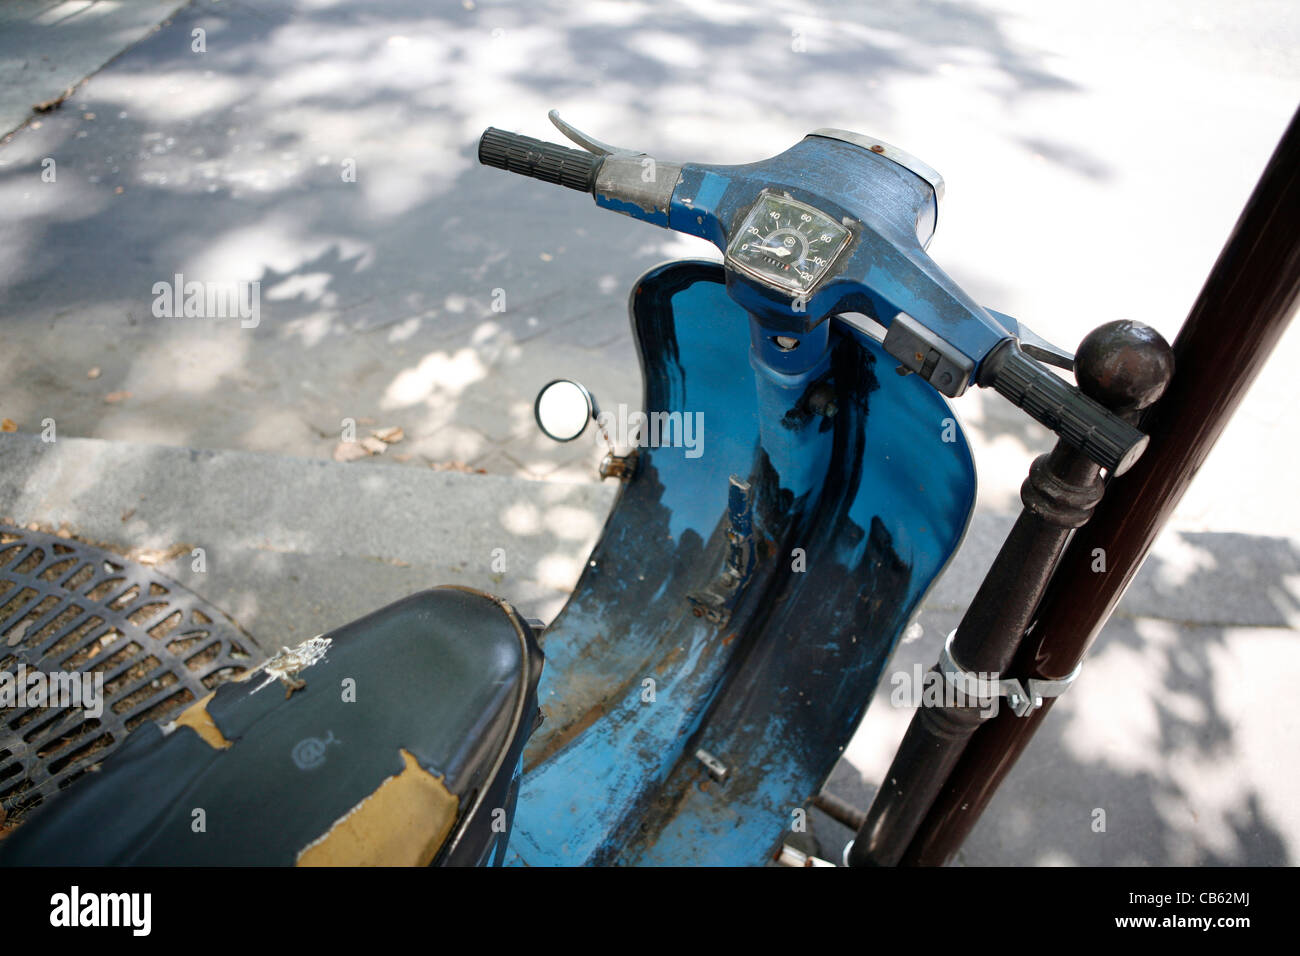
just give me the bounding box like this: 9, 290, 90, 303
508, 261, 975, 866
594, 194, 670, 228
628, 314, 976, 866
508, 267, 769, 865
507, 621, 720, 865
693, 171, 729, 211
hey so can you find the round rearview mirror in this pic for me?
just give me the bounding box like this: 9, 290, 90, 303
534, 379, 597, 442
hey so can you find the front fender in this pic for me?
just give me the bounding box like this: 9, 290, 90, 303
510, 260, 975, 866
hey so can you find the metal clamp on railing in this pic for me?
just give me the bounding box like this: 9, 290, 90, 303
938, 630, 1081, 717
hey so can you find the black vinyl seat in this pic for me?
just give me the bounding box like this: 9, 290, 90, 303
0, 586, 543, 866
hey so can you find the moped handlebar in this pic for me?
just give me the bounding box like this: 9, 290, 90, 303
475, 120, 1150, 475
478, 128, 602, 193
979, 339, 1147, 475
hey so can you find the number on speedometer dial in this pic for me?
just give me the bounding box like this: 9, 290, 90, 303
725, 192, 853, 295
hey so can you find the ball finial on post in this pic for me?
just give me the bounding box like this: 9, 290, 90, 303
1074, 320, 1175, 415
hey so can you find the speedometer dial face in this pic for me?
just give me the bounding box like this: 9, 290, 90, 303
725, 192, 852, 296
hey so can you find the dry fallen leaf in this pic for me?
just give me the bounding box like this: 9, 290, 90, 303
1, 419, 16, 433
87, 367, 101, 379
431, 460, 486, 474
360, 436, 387, 455
372, 426, 404, 443
333, 441, 369, 463
32, 87, 73, 113
132, 545, 188, 566
104, 390, 131, 404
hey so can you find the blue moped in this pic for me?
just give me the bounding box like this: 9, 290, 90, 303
0, 111, 1159, 867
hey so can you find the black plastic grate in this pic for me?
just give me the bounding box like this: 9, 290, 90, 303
0, 525, 260, 827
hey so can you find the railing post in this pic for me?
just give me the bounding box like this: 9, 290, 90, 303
901, 105, 1300, 866
847, 321, 1172, 867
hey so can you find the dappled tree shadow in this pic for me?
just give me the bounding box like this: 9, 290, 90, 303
811, 529, 1300, 865
0, 0, 1096, 481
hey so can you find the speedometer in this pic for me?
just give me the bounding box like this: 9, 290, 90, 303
725, 191, 853, 296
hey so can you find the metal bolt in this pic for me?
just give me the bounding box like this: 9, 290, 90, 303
696, 748, 729, 783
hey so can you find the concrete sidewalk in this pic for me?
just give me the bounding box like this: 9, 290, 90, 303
0, 0, 1297, 527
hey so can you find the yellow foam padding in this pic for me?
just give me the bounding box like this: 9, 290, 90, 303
296, 749, 460, 866
170, 692, 233, 750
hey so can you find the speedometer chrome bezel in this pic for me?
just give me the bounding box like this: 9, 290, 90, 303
724, 190, 855, 297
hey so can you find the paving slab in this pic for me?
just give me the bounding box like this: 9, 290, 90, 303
0, 0, 187, 139
0, 432, 617, 643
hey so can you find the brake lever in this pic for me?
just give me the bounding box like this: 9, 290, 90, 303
548, 110, 645, 157
987, 309, 1075, 371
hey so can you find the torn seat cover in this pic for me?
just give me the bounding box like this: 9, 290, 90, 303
0, 586, 542, 866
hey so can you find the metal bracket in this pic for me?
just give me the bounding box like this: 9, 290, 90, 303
879, 311, 975, 398
686, 475, 755, 626
938, 630, 1081, 717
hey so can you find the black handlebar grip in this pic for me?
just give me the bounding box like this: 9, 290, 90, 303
979, 339, 1149, 475
478, 128, 602, 193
